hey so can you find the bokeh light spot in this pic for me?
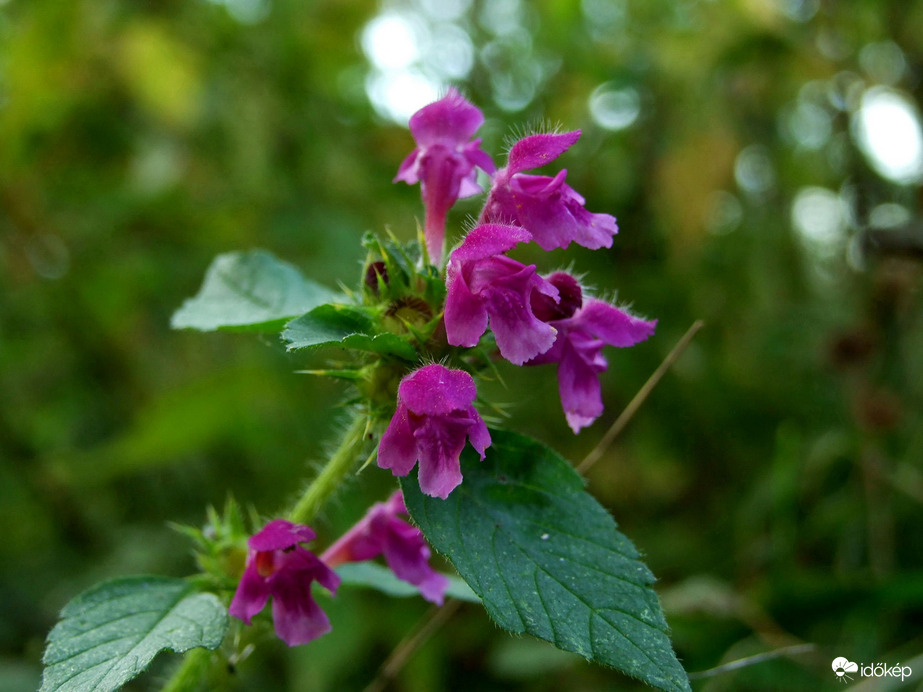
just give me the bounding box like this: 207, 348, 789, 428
361, 13, 423, 70
791, 187, 846, 258
734, 145, 775, 196
366, 69, 441, 125
589, 83, 640, 131
852, 87, 923, 184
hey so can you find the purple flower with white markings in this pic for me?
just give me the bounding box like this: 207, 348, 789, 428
529, 272, 656, 433
480, 131, 617, 251
321, 490, 449, 604
445, 223, 559, 365
395, 88, 495, 263
229, 520, 339, 646
378, 364, 491, 499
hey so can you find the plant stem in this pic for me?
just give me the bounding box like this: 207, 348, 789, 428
578, 319, 704, 475
289, 411, 368, 525
161, 648, 215, 692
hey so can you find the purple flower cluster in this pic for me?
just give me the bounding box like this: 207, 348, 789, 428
230, 89, 657, 649
384, 89, 656, 496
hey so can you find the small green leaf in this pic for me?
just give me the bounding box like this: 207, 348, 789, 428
335, 562, 481, 603
283, 303, 373, 343
282, 304, 417, 360
41, 576, 228, 692
401, 430, 690, 692
171, 249, 339, 332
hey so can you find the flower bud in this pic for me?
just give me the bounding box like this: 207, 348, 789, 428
364, 261, 389, 296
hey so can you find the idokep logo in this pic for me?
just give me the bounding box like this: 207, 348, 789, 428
832, 657, 913, 684
832, 657, 858, 683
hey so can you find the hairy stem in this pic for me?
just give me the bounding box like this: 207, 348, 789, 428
289, 411, 369, 525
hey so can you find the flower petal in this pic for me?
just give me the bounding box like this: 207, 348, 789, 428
393, 148, 422, 184
397, 364, 477, 416
408, 87, 484, 147
249, 519, 316, 552
465, 407, 492, 459
510, 172, 618, 251
483, 266, 558, 365
269, 551, 339, 646
557, 334, 607, 433
572, 299, 657, 347
506, 131, 581, 175
444, 269, 489, 347
413, 414, 470, 499
228, 562, 271, 625
463, 138, 496, 176
378, 403, 420, 477
448, 223, 531, 264
385, 489, 408, 515
270, 581, 332, 646
381, 519, 449, 604
320, 514, 379, 566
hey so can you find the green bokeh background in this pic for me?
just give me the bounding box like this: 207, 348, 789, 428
1, 0, 921, 690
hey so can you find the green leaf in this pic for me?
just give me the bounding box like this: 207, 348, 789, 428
282, 304, 417, 361
400, 430, 690, 692
171, 249, 339, 332
41, 576, 228, 692
335, 562, 481, 603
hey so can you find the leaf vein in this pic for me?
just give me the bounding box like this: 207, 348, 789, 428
95, 590, 196, 687
530, 558, 669, 672
490, 527, 526, 631
217, 267, 275, 310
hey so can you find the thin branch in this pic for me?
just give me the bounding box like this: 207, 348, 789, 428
578, 319, 704, 475
362, 599, 463, 692
687, 643, 817, 680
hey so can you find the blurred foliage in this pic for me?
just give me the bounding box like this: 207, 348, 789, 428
1, 0, 922, 690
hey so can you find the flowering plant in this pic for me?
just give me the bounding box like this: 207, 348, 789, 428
39, 90, 688, 692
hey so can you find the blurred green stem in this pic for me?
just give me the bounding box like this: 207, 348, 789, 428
288, 411, 368, 524
161, 648, 222, 692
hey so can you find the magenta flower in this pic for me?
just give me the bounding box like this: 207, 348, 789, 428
529, 272, 656, 433
229, 520, 339, 646
480, 131, 617, 251
445, 223, 559, 365
321, 490, 449, 604
395, 88, 495, 263
378, 364, 491, 499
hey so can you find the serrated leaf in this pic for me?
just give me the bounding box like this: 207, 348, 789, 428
400, 430, 690, 692
335, 562, 480, 603
171, 249, 339, 332
41, 576, 228, 692
282, 304, 417, 361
